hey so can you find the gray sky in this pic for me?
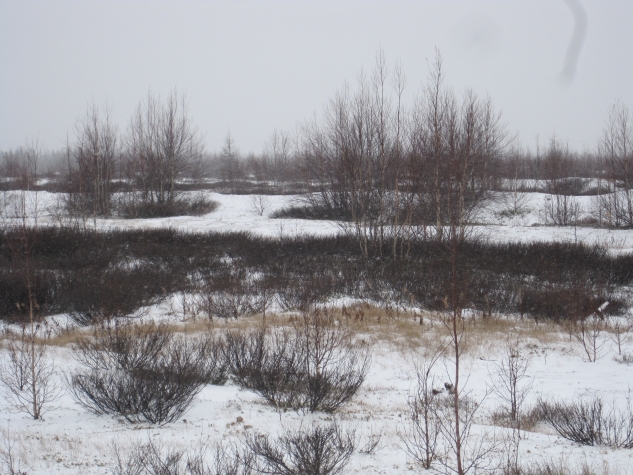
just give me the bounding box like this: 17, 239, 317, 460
1, 0, 632, 155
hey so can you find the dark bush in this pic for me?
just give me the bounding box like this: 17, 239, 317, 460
538, 396, 633, 448
2, 227, 632, 324
195, 269, 260, 320
223, 328, 302, 410
245, 422, 356, 475
112, 438, 252, 475
223, 310, 370, 413
118, 195, 219, 218
70, 322, 226, 424
270, 204, 352, 221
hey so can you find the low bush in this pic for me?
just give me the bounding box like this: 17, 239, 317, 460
112, 438, 252, 475
270, 204, 352, 221
2, 227, 632, 324
69, 321, 226, 424
245, 422, 356, 475
223, 310, 370, 413
118, 195, 219, 218
538, 395, 633, 448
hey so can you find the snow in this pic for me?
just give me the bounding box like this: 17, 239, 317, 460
2, 324, 633, 474
2, 190, 633, 474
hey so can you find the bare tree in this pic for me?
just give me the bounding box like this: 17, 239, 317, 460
125, 89, 204, 215
250, 194, 270, 216
219, 132, 241, 193
594, 101, 633, 228
301, 50, 407, 257
0, 140, 40, 192
490, 338, 533, 427
540, 137, 582, 226
500, 145, 532, 225
264, 129, 294, 192
0, 326, 60, 420
68, 102, 118, 221
408, 52, 505, 243
572, 316, 606, 362
398, 354, 443, 470
607, 317, 633, 356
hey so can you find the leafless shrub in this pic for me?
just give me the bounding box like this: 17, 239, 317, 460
0, 429, 28, 475
274, 276, 333, 313
195, 272, 259, 320
223, 310, 370, 413
118, 195, 218, 219
606, 317, 632, 355
72, 321, 172, 372
292, 309, 371, 413
70, 322, 225, 424
489, 339, 532, 428
250, 195, 270, 217
540, 194, 583, 227
358, 428, 382, 455
571, 316, 606, 362
223, 328, 302, 412
501, 458, 618, 475
0, 325, 61, 420
198, 291, 258, 321
538, 394, 633, 448
614, 351, 633, 365
245, 422, 356, 475
397, 353, 443, 470
111, 438, 252, 475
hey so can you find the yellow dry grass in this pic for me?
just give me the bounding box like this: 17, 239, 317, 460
0, 304, 566, 356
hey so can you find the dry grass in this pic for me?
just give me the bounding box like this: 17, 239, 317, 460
0, 304, 566, 359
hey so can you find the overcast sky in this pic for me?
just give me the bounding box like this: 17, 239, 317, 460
1, 0, 632, 155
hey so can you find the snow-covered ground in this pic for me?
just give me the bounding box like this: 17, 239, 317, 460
2, 318, 633, 474
2, 190, 633, 252
1, 190, 633, 474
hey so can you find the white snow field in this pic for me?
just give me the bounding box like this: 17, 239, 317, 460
1, 190, 633, 474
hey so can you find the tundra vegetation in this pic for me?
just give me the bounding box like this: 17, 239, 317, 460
1, 53, 633, 475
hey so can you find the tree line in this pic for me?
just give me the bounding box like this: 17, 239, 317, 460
1, 53, 632, 229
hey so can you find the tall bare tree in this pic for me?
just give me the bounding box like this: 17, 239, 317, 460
68, 102, 118, 221
301, 51, 407, 257
408, 52, 504, 242
125, 89, 204, 212
595, 101, 633, 227
540, 137, 582, 226
264, 129, 293, 192
219, 131, 241, 193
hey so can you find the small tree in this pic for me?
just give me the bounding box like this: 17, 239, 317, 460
398, 355, 443, 470
490, 338, 533, 427
489, 339, 532, 475
1, 147, 60, 421
219, 132, 241, 193
572, 316, 606, 362
0, 326, 60, 420
607, 317, 632, 355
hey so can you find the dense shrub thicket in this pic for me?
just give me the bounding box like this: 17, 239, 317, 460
1, 227, 632, 324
